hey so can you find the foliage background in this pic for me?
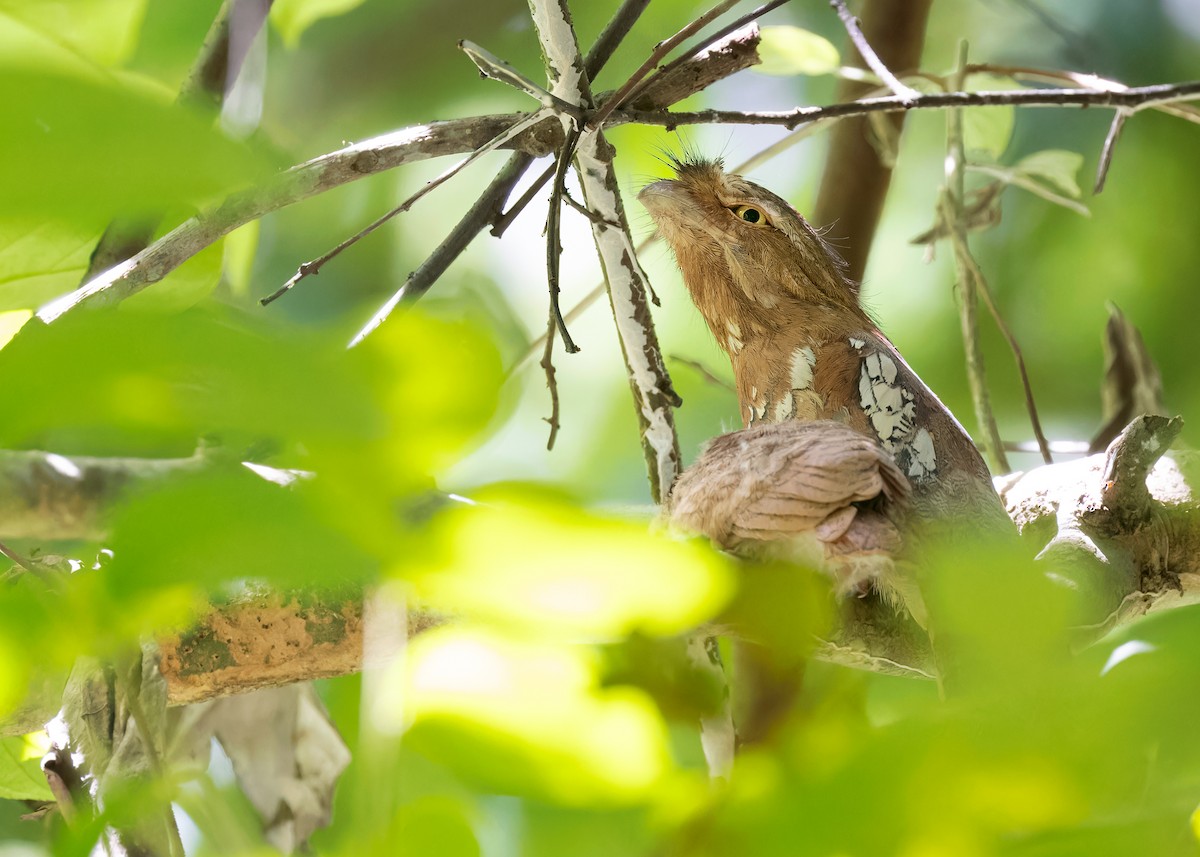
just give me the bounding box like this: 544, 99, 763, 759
2, 0, 1200, 854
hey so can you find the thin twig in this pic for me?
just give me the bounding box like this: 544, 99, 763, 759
669, 355, 735, 392
352, 0, 656, 345
348, 153, 534, 347
561, 191, 616, 227
622, 78, 1200, 128
949, 222, 1053, 464
585, 0, 654, 76
459, 40, 586, 121
261, 107, 551, 305
541, 311, 562, 449
621, 0, 790, 111
1094, 107, 1131, 194
545, 125, 583, 354
491, 161, 558, 237
964, 63, 1200, 125
943, 42, 1009, 473
828, 0, 920, 103
586, 0, 742, 130
511, 133, 828, 371
0, 540, 34, 572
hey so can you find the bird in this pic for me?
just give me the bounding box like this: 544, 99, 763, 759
639, 156, 1013, 539
668, 419, 917, 615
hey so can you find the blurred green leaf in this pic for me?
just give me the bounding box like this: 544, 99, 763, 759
0, 308, 380, 449
1015, 149, 1085, 199
754, 26, 840, 77
271, 0, 368, 47
0, 0, 148, 67
389, 797, 480, 857
410, 492, 732, 639
0, 735, 52, 801
108, 465, 375, 592
0, 69, 273, 223
0, 218, 99, 311
223, 220, 261, 298
400, 628, 676, 805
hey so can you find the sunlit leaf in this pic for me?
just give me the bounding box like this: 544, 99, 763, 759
399, 629, 674, 805
754, 26, 840, 77
410, 493, 732, 639
0, 735, 52, 801
1015, 149, 1085, 199
271, 0, 368, 47
0, 0, 149, 67
0, 218, 99, 311
0, 309, 31, 351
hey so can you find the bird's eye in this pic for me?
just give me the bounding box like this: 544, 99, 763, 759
731, 205, 768, 225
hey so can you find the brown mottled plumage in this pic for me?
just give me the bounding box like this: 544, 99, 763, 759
643, 158, 1015, 635
641, 157, 1011, 534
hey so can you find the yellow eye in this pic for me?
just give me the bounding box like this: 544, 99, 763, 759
731, 205, 768, 225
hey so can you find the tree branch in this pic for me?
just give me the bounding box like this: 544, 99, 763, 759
625, 78, 1200, 129
39, 26, 762, 325
528, 0, 682, 504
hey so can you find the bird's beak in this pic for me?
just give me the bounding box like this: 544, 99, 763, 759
637, 179, 685, 217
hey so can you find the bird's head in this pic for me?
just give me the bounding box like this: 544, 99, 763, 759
639, 157, 861, 326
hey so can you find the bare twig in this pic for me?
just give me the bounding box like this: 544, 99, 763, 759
623, 78, 1200, 128
949, 228, 1053, 464
491, 160, 558, 237
348, 152, 534, 346
353, 0, 656, 344
261, 108, 551, 305
669, 355, 735, 392
586, 0, 741, 130
459, 40, 586, 120
1094, 107, 1131, 194
943, 42, 1009, 473
0, 539, 34, 572
529, 0, 681, 502
546, 126, 583, 353
541, 312, 562, 449
828, 0, 920, 103
622, 0, 789, 111
964, 63, 1200, 125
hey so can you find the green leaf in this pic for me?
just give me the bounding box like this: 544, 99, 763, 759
271, 0, 368, 47
0, 308, 380, 449
0, 69, 274, 224
0, 0, 149, 67
410, 492, 733, 639
108, 466, 374, 592
222, 220, 261, 298
1015, 149, 1086, 199
397, 629, 675, 805
0, 218, 100, 311
963, 74, 1018, 161
754, 25, 840, 77
0, 735, 53, 801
